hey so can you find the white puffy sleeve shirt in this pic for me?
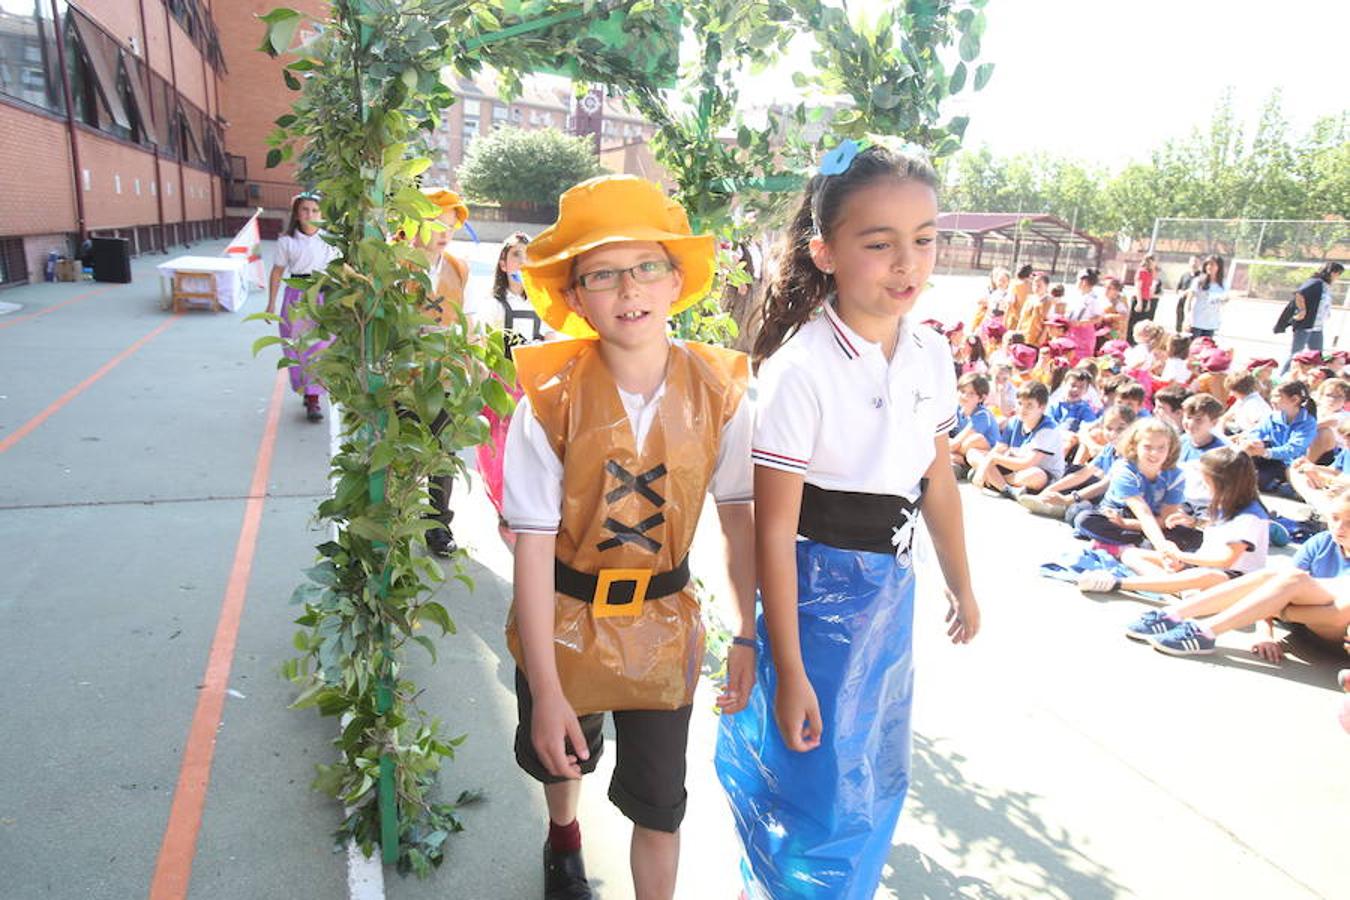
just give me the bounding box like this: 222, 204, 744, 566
501, 369, 754, 535
752, 305, 957, 502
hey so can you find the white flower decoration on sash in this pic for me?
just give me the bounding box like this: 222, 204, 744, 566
891, 514, 917, 569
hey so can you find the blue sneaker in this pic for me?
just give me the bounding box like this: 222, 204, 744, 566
1268, 519, 1291, 548
1152, 620, 1216, 656
1124, 609, 1179, 642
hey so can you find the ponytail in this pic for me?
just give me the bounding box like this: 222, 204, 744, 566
1276, 380, 1317, 419
752, 185, 833, 367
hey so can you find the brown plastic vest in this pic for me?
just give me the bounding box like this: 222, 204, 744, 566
505, 338, 748, 714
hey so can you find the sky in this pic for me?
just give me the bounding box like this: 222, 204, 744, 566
742, 0, 1347, 170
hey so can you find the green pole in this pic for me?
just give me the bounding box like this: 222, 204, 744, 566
362, 334, 398, 864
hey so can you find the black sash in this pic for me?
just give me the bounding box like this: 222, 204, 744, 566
797, 482, 926, 555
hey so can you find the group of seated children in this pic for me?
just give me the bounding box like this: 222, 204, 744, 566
946, 330, 1348, 664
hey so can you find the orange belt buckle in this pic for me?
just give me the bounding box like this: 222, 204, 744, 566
592, 568, 651, 619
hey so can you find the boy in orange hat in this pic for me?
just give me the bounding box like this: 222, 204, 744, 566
412, 188, 473, 555
501, 175, 755, 899
416, 188, 472, 329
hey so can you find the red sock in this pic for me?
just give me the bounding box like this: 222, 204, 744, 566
548, 818, 581, 854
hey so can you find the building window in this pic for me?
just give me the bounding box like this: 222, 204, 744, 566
510, 107, 521, 123
492, 102, 507, 126
462, 114, 479, 154
0, 0, 66, 114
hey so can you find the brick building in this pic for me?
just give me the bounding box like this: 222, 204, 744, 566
0, 1, 663, 287
0, 0, 229, 286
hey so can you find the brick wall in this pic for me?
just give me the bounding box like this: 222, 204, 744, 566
77, 128, 161, 229
0, 103, 78, 236
217, 0, 329, 189
22, 233, 76, 284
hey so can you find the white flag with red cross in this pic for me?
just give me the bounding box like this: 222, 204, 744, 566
224, 208, 265, 288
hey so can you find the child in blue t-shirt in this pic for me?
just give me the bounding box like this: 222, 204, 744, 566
1020, 404, 1136, 520
1048, 368, 1100, 460
1130, 491, 1350, 658
1177, 393, 1228, 515
968, 381, 1065, 498
1072, 418, 1202, 552
1236, 381, 1319, 493
951, 372, 1003, 475
1078, 447, 1267, 594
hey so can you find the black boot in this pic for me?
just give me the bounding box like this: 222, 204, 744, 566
543, 842, 592, 900
426, 527, 457, 558
304, 394, 324, 422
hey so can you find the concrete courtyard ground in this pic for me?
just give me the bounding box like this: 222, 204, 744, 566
0, 238, 1344, 899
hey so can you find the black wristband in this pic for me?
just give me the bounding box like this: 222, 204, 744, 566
731, 636, 757, 650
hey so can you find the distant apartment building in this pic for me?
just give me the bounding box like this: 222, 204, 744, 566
428, 74, 658, 188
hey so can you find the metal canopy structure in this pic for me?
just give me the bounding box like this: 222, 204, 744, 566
937, 212, 1103, 274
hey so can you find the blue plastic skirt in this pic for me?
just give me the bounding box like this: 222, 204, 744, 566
715, 540, 916, 899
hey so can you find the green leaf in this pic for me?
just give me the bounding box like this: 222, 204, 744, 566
413, 635, 437, 663
974, 63, 995, 91
251, 334, 284, 356
265, 10, 302, 56
959, 33, 981, 63
283, 69, 302, 91
482, 378, 514, 418
948, 62, 967, 94
265, 148, 282, 169
417, 601, 455, 636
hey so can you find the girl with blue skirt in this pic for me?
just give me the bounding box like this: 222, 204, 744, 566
716, 142, 981, 899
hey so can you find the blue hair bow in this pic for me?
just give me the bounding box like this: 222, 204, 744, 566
819, 139, 862, 176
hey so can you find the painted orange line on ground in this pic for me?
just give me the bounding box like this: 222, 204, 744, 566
0, 284, 112, 331
0, 313, 182, 455
149, 368, 288, 900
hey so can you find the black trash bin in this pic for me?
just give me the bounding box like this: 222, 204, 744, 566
91, 236, 132, 283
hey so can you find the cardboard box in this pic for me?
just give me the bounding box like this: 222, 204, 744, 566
55, 259, 80, 282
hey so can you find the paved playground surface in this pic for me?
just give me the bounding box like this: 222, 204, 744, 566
0, 240, 1343, 899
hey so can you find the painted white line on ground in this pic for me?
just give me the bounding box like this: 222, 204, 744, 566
329, 400, 387, 900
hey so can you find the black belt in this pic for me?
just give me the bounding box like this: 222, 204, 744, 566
555, 556, 690, 617
797, 482, 925, 555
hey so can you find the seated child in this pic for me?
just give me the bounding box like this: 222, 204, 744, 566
1078, 447, 1267, 594
1236, 380, 1319, 493
968, 381, 1065, 497
1020, 404, 1137, 519
1218, 373, 1272, 435
1157, 333, 1192, 386
1289, 415, 1350, 517
1123, 320, 1165, 371
1152, 384, 1190, 433
1048, 369, 1100, 458
1114, 379, 1150, 420
1072, 418, 1203, 552
1125, 491, 1350, 658
988, 363, 1017, 420
1191, 348, 1232, 407
1308, 377, 1348, 465
951, 373, 1002, 473
1177, 393, 1227, 516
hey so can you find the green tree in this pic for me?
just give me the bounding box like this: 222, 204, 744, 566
456, 125, 605, 210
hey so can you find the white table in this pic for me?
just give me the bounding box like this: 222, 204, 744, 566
155, 255, 250, 312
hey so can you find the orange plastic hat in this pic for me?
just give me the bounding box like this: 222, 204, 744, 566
522, 175, 715, 338
421, 188, 469, 228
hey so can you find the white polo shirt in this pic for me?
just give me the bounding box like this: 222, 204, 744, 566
501, 346, 754, 535
752, 302, 958, 502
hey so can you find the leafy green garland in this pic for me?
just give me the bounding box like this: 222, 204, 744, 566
255, 0, 692, 876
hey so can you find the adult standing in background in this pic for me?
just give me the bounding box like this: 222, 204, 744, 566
1128, 254, 1157, 337
1280, 262, 1344, 373
1174, 255, 1201, 333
